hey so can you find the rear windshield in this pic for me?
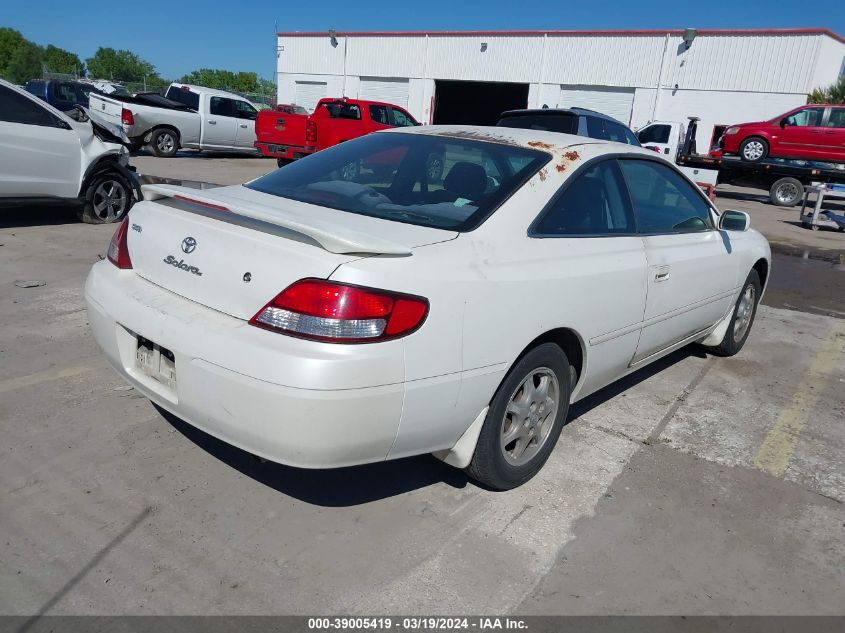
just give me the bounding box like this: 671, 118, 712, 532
497, 113, 578, 135
165, 86, 200, 110
246, 132, 548, 231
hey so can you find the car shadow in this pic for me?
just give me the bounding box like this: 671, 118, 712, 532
155, 404, 472, 506
0, 203, 81, 228
153, 345, 707, 506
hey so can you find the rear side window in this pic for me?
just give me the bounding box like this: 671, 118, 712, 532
210, 97, 236, 117
165, 86, 200, 110
246, 133, 548, 231
497, 113, 578, 134
619, 159, 712, 234
533, 160, 634, 236
827, 109, 845, 128
369, 104, 389, 125
0, 85, 64, 127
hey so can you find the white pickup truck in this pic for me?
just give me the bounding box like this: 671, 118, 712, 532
88, 83, 259, 157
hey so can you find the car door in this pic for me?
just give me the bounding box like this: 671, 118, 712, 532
619, 157, 737, 365
528, 159, 648, 393
776, 106, 827, 159
0, 84, 82, 198
820, 107, 845, 161
203, 96, 239, 148
233, 99, 258, 149
637, 123, 675, 157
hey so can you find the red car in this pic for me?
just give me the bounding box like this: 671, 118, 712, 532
255, 97, 419, 166
720, 104, 845, 163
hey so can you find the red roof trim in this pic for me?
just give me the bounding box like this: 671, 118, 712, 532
276, 28, 845, 44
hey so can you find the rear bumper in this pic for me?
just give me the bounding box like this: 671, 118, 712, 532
84, 261, 406, 468
254, 141, 315, 160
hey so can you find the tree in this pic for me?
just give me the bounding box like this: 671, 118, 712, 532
177, 68, 261, 93
43, 45, 85, 76
808, 77, 845, 104
5, 40, 44, 84
0, 27, 27, 79
86, 47, 155, 82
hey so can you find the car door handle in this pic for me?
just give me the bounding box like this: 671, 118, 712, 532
207, 120, 217, 124
654, 266, 671, 282
239, 124, 248, 128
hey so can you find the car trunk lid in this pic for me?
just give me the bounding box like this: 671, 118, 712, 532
127, 184, 456, 320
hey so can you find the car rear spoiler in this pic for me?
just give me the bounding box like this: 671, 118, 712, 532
141, 184, 413, 256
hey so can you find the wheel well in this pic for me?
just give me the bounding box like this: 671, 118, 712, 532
150, 125, 180, 144
79, 155, 121, 196
515, 328, 584, 388
753, 258, 769, 289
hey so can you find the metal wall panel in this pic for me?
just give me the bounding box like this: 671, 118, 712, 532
543, 35, 666, 87
347, 37, 427, 78
425, 36, 542, 82
278, 37, 346, 76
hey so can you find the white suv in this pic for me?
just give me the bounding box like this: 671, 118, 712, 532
0, 78, 139, 223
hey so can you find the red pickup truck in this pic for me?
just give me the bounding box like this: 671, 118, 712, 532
255, 98, 420, 166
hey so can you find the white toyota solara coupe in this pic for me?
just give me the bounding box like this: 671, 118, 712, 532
86, 125, 770, 489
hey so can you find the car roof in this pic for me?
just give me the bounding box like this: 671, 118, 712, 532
168, 83, 252, 100
500, 107, 629, 126
387, 124, 653, 155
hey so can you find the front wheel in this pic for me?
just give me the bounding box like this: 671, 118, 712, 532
769, 177, 803, 206
77, 171, 133, 224
466, 343, 571, 490
739, 137, 768, 162
703, 269, 761, 357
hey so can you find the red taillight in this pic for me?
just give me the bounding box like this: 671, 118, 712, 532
305, 120, 317, 144
249, 279, 428, 343
107, 218, 133, 269
121, 108, 134, 126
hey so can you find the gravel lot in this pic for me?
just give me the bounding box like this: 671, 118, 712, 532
1, 154, 844, 616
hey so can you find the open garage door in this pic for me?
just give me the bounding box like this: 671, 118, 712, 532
294, 80, 327, 113
359, 77, 410, 108
433, 80, 529, 126
559, 85, 635, 125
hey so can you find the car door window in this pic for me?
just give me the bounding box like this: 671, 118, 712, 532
620, 159, 713, 234
785, 107, 825, 127
390, 108, 416, 127
637, 124, 671, 144
234, 100, 257, 120
826, 109, 845, 128
210, 97, 236, 117
369, 104, 389, 125
585, 116, 610, 140
533, 160, 635, 236
0, 85, 65, 127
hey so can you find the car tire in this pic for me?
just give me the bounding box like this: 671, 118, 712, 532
277, 158, 293, 168
150, 128, 179, 158
465, 343, 572, 490
702, 269, 761, 357
77, 171, 133, 224
769, 177, 803, 207
739, 137, 768, 162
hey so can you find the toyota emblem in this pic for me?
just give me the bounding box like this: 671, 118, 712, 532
181, 237, 197, 254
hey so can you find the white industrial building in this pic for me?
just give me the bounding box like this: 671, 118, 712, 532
276, 28, 845, 150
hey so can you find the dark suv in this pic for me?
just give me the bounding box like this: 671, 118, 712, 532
24, 79, 99, 112
497, 107, 640, 146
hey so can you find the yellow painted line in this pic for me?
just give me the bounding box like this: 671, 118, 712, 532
753, 321, 845, 476
0, 365, 98, 394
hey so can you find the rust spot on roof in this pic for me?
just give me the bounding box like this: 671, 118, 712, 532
528, 141, 555, 150
425, 129, 521, 146
538, 168, 547, 182
555, 164, 566, 172
564, 150, 580, 161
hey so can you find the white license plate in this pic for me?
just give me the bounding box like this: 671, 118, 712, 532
135, 337, 176, 389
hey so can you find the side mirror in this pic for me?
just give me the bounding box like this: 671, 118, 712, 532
780, 118, 790, 128
719, 210, 750, 232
